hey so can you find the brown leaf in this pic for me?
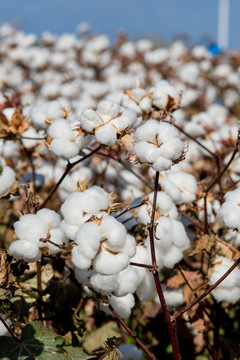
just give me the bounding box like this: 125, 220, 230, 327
0, 250, 20, 290
9, 108, 29, 134
189, 234, 209, 256
215, 237, 240, 260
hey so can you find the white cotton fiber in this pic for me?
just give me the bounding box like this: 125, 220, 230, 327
109, 293, 135, 319
114, 266, 140, 297
97, 100, 121, 120
0, 314, 12, 337
81, 186, 109, 213
211, 287, 240, 303
14, 214, 48, 245
155, 217, 173, 249
0, 166, 15, 197
217, 202, 240, 229
162, 245, 183, 268
61, 192, 84, 225
118, 344, 143, 360
36, 208, 60, 229
134, 142, 159, 163
100, 216, 126, 247
72, 246, 92, 269
119, 234, 137, 258
135, 119, 159, 142
156, 288, 185, 309
90, 273, 118, 295
172, 220, 190, 249
80, 109, 101, 132
74, 268, 94, 287
50, 139, 80, 159
159, 138, 184, 160
93, 248, 130, 275
74, 222, 101, 259
60, 220, 79, 240
9, 240, 42, 262
95, 123, 117, 146
47, 118, 74, 141
47, 228, 67, 254
136, 269, 155, 301
152, 157, 173, 172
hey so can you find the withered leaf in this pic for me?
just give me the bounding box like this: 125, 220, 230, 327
189, 234, 209, 256
0, 250, 20, 290
9, 108, 29, 134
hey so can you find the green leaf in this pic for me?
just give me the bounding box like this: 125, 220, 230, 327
0, 322, 91, 360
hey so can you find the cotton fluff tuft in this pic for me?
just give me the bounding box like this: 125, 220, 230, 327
0, 159, 15, 197
0, 314, 12, 336
159, 171, 197, 205
150, 80, 179, 110
10, 240, 42, 262
217, 188, 240, 230
134, 120, 185, 171
80, 100, 137, 146
209, 257, 240, 303
101, 293, 135, 319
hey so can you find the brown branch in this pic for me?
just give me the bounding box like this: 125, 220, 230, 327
173, 256, 240, 320
108, 303, 156, 360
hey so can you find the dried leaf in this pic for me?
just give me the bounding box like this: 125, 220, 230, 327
189, 235, 209, 256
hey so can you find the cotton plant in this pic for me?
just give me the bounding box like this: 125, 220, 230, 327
134, 120, 186, 172
79, 100, 138, 146
9, 208, 68, 262
209, 257, 240, 303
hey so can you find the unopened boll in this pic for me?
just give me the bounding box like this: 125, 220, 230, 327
134, 120, 185, 171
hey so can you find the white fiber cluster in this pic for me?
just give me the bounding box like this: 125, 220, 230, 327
47, 118, 92, 159
150, 80, 179, 110
118, 344, 143, 360
137, 191, 178, 225
209, 257, 240, 303
155, 288, 185, 310
79, 100, 138, 146
72, 215, 136, 276
217, 188, 240, 230
0, 314, 12, 336
28, 100, 65, 129
60, 186, 110, 240
134, 120, 185, 171
0, 158, 15, 197
121, 87, 152, 117
10, 208, 67, 262
154, 217, 190, 268
101, 293, 135, 319
159, 171, 197, 205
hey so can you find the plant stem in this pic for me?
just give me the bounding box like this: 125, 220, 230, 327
108, 304, 156, 360
36, 261, 43, 320
40, 145, 101, 208
148, 171, 181, 360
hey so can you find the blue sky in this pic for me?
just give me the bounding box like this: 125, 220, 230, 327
1, 0, 239, 48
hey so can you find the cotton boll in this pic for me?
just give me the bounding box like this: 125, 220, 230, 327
95, 123, 117, 146
210, 257, 240, 289
36, 208, 60, 229
75, 133, 93, 150
74, 222, 101, 259
47, 118, 75, 141
93, 247, 130, 275
211, 287, 240, 304
155, 217, 173, 249
61, 192, 84, 225
100, 216, 126, 247
81, 186, 109, 214
74, 268, 94, 287
172, 220, 190, 249
109, 294, 135, 319
0, 314, 12, 336
97, 100, 121, 120
217, 202, 240, 229
10, 240, 42, 262
114, 266, 140, 297
50, 139, 80, 159
134, 142, 159, 164
80, 109, 102, 132
0, 165, 15, 196
14, 214, 48, 245
21, 128, 42, 149
156, 288, 185, 310
152, 158, 173, 171
72, 246, 92, 269
118, 344, 143, 360
90, 273, 118, 295
159, 138, 185, 161
135, 119, 159, 142
60, 220, 79, 240
162, 245, 183, 268
136, 269, 155, 301
119, 234, 137, 258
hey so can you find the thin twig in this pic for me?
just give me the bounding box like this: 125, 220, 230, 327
173, 256, 240, 320
130, 262, 153, 269
108, 303, 156, 360
36, 261, 43, 320
40, 145, 101, 208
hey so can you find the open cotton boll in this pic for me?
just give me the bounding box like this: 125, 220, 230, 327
160, 171, 197, 205
211, 287, 240, 303
155, 217, 173, 249
81, 186, 109, 214
171, 220, 190, 249
21, 128, 42, 149
10, 240, 42, 262
36, 208, 60, 230
74, 222, 101, 259
14, 214, 48, 245
97, 100, 121, 121
134, 142, 159, 164
136, 269, 155, 301
80, 109, 102, 132
60, 220, 79, 240
72, 246, 92, 269
93, 247, 130, 275
135, 119, 159, 143
118, 234, 137, 258
158, 138, 184, 161
114, 266, 140, 297
118, 344, 143, 360
100, 216, 126, 247
109, 294, 135, 319
152, 158, 173, 172
217, 202, 240, 229
0, 165, 15, 197
155, 288, 185, 310
162, 245, 184, 268
60, 192, 84, 225
50, 139, 80, 159
90, 273, 118, 295
210, 257, 240, 288
47, 118, 75, 141
111, 108, 138, 132
74, 268, 94, 287
95, 123, 117, 146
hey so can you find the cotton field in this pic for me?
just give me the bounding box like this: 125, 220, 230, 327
1, 22, 240, 359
